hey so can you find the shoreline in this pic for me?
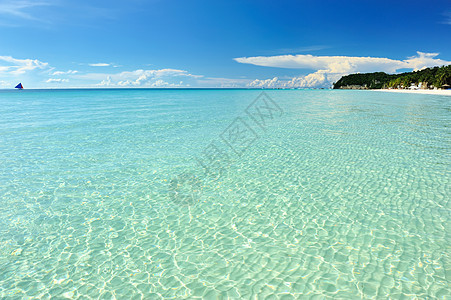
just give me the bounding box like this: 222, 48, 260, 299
375, 89, 451, 96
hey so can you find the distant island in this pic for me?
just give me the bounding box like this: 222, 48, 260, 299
333, 65, 451, 90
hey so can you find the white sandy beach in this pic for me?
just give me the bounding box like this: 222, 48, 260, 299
377, 89, 451, 96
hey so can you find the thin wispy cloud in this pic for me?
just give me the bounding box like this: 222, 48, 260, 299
266, 45, 329, 55
89, 63, 111, 67
0, 0, 125, 27
443, 11, 451, 25
46, 78, 68, 83
52, 70, 78, 75
196, 77, 250, 88
0, 0, 53, 21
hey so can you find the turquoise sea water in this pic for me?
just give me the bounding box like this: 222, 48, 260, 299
0, 89, 449, 299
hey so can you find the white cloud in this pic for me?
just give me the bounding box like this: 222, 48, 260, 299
0, 80, 10, 87
150, 79, 170, 87
0, 55, 248, 88
289, 71, 342, 88
247, 71, 340, 89
248, 77, 281, 88
237, 52, 451, 88
52, 70, 78, 75
99, 76, 113, 86
46, 78, 69, 83
84, 68, 202, 87
77, 69, 250, 88
235, 52, 450, 74
403, 52, 451, 71
0, 55, 49, 75
89, 63, 111, 67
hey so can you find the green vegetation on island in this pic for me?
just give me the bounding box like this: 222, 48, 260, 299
333, 65, 451, 90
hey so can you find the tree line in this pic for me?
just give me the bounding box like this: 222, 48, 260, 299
333, 65, 451, 89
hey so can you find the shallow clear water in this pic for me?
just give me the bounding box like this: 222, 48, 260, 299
0, 89, 449, 299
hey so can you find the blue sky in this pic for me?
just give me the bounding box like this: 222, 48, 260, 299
0, 0, 450, 88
